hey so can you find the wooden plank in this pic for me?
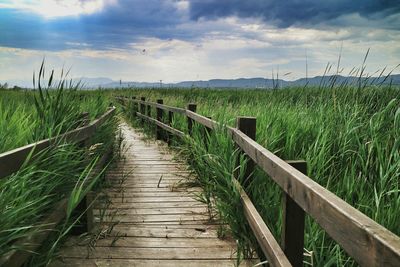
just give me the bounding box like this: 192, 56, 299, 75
187, 104, 197, 136
136, 112, 185, 138
0, 199, 68, 267
101, 197, 197, 203
106, 223, 224, 229
104, 192, 197, 198
186, 110, 218, 130
236, 116, 256, 188
94, 202, 203, 210
230, 127, 400, 266
233, 180, 291, 267
93, 206, 207, 215
0, 147, 113, 267
65, 227, 221, 240
282, 160, 307, 267
96, 214, 210, 223
132, 99, 186, 114
64, 237, 234, 247
50, 258, 255, 267
0, 107, 115, 179
103, 186, 201, 192
60, 247, 239, 259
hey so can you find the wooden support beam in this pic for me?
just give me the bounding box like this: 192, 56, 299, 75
236, 116, 256, 188
203, 116, 212, 150
156, 99, 164, 141
167, 111, 174, 145
131, 96, 137, 117
140, 97, 146, 114
187, 103, 197, 136
282, 160, 307, 267
147, 101, 151, 118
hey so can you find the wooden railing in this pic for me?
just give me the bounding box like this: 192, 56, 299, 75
116, 96, 400, 267
0, 107, 116, 179
0, 107, 116, 267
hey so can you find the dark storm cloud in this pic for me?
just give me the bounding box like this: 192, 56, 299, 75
188, 0, 400, 29
1, 0, 399, 52
0, 0, 186, 50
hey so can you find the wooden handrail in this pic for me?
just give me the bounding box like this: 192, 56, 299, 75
117, 96, 400, 266
136, 112, 185, 138
233, 179, 292, 267
230, 128, 400, 266
0, 107, 116, 179
116, 96, 186, 114
0, 106, 116, 267
0, 148, 113, 267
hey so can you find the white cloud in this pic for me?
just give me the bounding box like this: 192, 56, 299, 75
0, 0, 115, 18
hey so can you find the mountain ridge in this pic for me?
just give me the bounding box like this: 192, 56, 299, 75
3, 74, 400, 89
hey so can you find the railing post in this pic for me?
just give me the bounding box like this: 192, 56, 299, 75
86, 191, 95, 233
167, 111, 174, 145
140, 97, 145, 114
131, 96, 137, 117
147, 101, 151, 117
281, 160, 307, 267
72, 114, 94, 235
140, 97, 146, 123
203, 116, 212, 150
187, 103, 197, 136
156, 99, 164, 140
236, 117, 256, 187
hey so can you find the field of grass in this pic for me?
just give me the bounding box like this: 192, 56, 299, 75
1, 71, 398, 266
119, 86, 399, 266
0, 70, 118, 266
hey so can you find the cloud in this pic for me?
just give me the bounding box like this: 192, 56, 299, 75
0, 0, 113, 18
0, 0, 188, 50
188, 0, 400, 29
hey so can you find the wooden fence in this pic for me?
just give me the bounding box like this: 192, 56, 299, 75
0, 107, 116, 267
116, 96, 400, 267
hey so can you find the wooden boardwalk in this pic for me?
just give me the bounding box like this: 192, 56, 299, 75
54, 122, 256, 267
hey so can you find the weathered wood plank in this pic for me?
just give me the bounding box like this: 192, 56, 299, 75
0, 107, 115, 179
51, 258, 256, 267
96, 214, 210, 223
65, 236, 234, 247
230, 127, 400, 266
186, 110, 218, 130
60, 247, 239, 259
93, 206, 207, 215
136, 112, 185, 138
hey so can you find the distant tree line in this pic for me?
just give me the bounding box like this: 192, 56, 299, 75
0, 83, 22, 90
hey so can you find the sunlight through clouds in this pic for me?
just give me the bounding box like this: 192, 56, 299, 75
0, 0, 114, 18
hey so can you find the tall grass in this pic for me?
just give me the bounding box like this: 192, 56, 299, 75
0, 65, 118, 266
120, 85, 399, 266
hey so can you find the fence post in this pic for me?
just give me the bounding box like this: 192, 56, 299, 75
140, 97, 146, 123
72, 114, 94, 235
203, 116, 212, 150
147, 102, 151, 117
187, 103, 197, 136
85, 191, 95, 233
236, 117, 256, 188
167, 111, 174, 145
156, 99, 164, 140
131, 96, 137, 117
140, 97, 145, 114
281, 160, 307, 267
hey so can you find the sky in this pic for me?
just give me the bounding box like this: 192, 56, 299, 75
0, 0, 399, 83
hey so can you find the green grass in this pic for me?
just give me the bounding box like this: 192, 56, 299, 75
0, 66, 118, 266
119, 86, 399, 266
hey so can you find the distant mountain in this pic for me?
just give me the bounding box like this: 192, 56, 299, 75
78, 77, 114, 87
3, 74, 399, 89
101, 74, 400, 89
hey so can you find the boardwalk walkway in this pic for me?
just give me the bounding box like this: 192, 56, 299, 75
54, 122, 256, 266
